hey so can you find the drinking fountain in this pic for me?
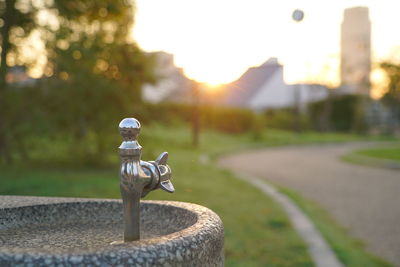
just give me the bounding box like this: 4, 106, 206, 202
0, 118, 224, 266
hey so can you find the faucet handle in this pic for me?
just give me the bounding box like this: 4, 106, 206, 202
155, 152, 168, 165
154, 152, 175, 193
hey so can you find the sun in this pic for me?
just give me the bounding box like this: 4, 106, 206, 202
370, 69, 389, 99
203, 82, 224, 94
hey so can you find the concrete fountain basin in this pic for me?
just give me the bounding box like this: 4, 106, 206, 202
0, 196, 224, 266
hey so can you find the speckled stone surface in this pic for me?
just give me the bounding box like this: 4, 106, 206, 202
0, 196, 224, 266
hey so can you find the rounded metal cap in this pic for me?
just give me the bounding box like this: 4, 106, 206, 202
119, 118, 141, 141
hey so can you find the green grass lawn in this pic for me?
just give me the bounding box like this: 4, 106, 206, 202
0, 124, 395, 266
342, 143, 400, 169
354, 145, 400, 162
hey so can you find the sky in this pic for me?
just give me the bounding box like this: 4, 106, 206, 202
133, 0, 400, 95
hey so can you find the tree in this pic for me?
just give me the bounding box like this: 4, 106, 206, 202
0, 0, 38, 162
380, 60, 400, 134
381, 62, 400, 104
0, 0, 37, 89
0, 0, 156, 164
42, 0, 155, 162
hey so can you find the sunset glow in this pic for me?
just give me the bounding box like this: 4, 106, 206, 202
134, 0, 400, 92
370, 68, 389, 99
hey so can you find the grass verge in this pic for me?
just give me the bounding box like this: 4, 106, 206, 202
355, 144, 400, 162
342, 143, 400, 169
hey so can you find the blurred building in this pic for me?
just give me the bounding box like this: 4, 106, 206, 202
221, 58, 329, 111
142, 51, 192, 104
340, 6, 371, 95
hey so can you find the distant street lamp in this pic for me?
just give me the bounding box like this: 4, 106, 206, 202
292, 9, 304, 22
191, 80, 200, 147
291, 9, 304, 133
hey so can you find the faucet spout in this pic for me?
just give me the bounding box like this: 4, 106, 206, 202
118, 118, 174, 242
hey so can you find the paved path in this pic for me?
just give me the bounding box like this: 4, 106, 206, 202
218, 143, 400, 265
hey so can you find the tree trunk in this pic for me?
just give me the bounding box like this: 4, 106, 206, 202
0, 0, 14, 90
292, 84, 302, 133
0, 0, 15, 163
320, 88, 333, 132
192, 81, 200, 147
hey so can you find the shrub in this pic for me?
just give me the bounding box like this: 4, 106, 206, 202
139, 103, 263, 135
308, 94, 368, 132
263, 109, 310, 131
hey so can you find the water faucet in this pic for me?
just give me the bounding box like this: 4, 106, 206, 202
118, 118, 174, 242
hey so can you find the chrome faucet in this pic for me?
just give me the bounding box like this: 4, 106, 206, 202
118, 118, 174, 242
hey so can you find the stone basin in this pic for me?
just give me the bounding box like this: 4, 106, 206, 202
0, 196, 224, 266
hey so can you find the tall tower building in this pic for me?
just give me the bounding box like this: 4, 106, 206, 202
340, 7, 371, 95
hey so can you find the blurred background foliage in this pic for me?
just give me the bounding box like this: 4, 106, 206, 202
0, 0, 399, 167
0, 0, 156, 164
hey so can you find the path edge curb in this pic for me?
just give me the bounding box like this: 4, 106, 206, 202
233, 172, 343, 267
